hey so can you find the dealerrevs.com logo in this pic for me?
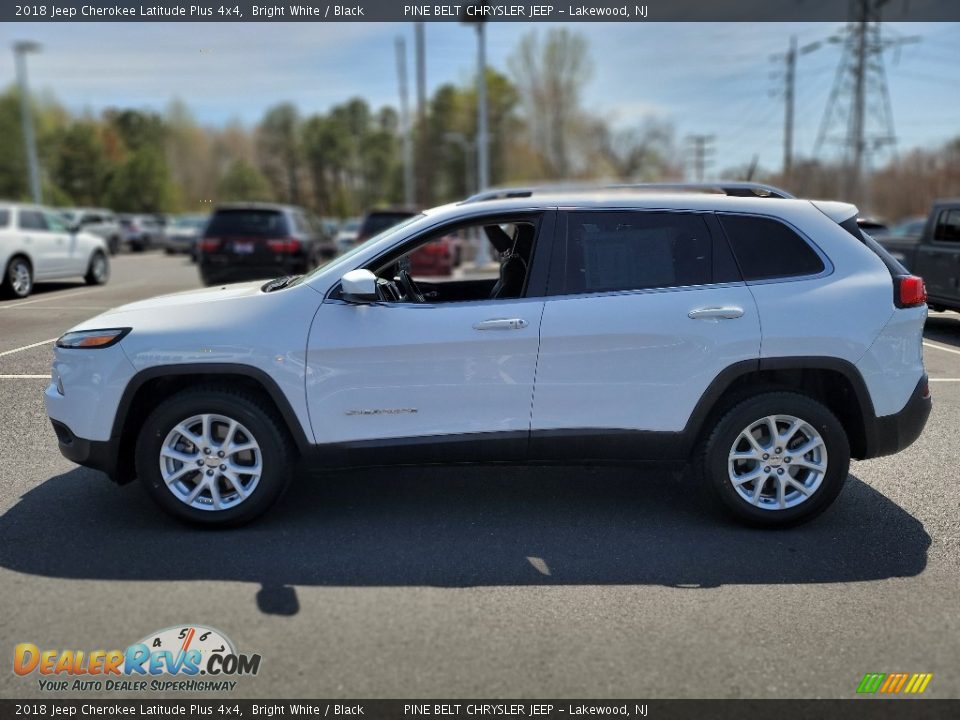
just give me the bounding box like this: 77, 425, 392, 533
14, 625, 261, 693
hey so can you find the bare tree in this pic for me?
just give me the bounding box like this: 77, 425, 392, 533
508, 28, 592, 179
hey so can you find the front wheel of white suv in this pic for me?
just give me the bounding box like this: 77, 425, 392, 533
135, 387, 295, 526
701, 392, 850, 527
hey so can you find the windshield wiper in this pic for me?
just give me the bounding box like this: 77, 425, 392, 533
261, 275, 299, 293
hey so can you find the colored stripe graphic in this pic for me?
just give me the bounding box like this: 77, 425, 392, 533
858, 672, 932, 694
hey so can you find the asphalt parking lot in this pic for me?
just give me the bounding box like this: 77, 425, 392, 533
0, 253, 958, 699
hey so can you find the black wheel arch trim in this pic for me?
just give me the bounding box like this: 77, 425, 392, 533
110, 363, 313, 453
680, 355, 880, 458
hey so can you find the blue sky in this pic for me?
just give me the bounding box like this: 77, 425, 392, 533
1, 21, 958, 175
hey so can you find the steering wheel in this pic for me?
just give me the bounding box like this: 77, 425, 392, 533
398, 270, 425, 303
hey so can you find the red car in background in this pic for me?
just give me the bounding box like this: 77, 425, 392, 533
357, 208, 460, 277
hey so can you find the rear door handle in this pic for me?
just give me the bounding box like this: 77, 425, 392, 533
473, 318, 529, 331
688, 306, 744, 320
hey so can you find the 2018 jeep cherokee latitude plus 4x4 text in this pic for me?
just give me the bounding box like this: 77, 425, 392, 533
45, 184, 932, 527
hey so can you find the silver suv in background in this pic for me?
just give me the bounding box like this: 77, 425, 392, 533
61, 208, 122, 255
119, 214, 162, 252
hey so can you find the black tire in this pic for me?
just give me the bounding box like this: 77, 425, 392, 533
2, 255, 33, 299
135, 386, 296, 527
84, 250, 110, 285
700, 391, 850, 527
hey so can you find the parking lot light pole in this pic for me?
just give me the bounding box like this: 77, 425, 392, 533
475, 21, 489, 193
13, 40, 43, 205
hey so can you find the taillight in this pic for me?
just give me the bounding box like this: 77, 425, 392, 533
198, 238, 221, 253
895, 275, 926, 308
266, 238, 300, 253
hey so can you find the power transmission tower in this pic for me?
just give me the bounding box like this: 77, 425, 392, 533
687, 134, 715, 182
813, 0, 918, 203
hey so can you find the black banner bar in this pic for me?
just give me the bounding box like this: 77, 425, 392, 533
1, 700, 959, 720
5, 0, 960, 23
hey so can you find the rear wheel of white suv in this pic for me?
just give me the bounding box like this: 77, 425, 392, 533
702, 392, 850, 527
135, 387, 295, 526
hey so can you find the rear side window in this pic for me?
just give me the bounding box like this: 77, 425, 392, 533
562, 212, 714, 294
18, 210, 48, 231
719, 215, 825, 280
206, 209, 289, 237
933, 209, 960, 242
0, 210, 9, 228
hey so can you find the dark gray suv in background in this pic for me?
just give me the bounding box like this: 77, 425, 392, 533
197, 203, 336, 286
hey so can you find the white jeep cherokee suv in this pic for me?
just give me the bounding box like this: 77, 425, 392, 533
44, 184, 931, 527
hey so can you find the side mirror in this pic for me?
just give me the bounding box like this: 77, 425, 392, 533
68, 222, 81, 234
341, 269, 378, 303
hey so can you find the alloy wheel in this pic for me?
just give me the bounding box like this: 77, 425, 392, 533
159, 413, 263, 511
9, 260, 31, 297
727, 414, 828, 510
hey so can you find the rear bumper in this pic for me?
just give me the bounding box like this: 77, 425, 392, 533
862, 375, 932, 459
51, 420, 123, 483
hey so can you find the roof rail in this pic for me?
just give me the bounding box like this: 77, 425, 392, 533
463, 181, 795, 203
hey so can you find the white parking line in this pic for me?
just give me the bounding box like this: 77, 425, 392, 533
924, 341, 960, 357
930, 378, 960, 382
0, 339, 57, 357
0, 281, 134, 311
0, 374, 49, 379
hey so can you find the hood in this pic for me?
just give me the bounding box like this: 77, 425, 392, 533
87, 281, 267, 320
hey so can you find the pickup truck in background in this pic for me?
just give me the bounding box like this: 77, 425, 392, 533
877, 199, 960, 313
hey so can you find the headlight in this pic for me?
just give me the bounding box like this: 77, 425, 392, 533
55, 328, 131, 349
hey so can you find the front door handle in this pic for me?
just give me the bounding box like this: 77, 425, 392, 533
473, 318, 529, 331
688, 306, 744, 320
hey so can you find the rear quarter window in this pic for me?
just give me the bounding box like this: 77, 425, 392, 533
206, 209, 289, 237
718, 214, 825, 281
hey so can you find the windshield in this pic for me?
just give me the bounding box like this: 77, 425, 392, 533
292, 213, 425, 287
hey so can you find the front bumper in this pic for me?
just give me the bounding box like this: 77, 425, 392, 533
863, 374, 932, 458
51, 420, 123, 482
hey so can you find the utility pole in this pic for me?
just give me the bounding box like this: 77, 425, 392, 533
13, 41, 42, 204
687, 134, 715, 182
414, 22, 429, 206
774, 36, 822, 185
475, 20, 489, 192
464, 6, 490, 193
394, 37, 415, 208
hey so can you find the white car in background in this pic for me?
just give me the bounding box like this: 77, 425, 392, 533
1, 203, 110, 299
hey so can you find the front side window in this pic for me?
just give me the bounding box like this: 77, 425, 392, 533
364, 216, 542, 304
719, 214, 825, 281
0, 210, 9, 228
562, 211, 714, 294
18, 210, 48, 231
933, 209, 960, 243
